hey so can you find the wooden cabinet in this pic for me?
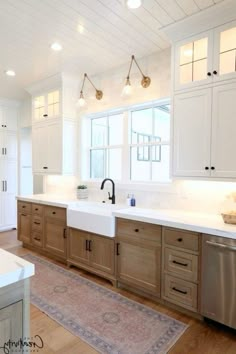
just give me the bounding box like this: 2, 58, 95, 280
173, 81, 236, 178
44, 206, 67, 258
162, 227, 201, 313
67, 228, 115, 282
17, 202, 32, 244
116, 218, 161, 297
174, 21, 236, 90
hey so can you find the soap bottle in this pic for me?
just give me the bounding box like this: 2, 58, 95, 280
130, 194, 136, 207
126, 194, 131, 206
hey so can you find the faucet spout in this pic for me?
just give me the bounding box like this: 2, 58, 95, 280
100, 178, 116, 204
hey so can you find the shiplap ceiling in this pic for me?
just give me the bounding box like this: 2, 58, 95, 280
0, 0, 226, 99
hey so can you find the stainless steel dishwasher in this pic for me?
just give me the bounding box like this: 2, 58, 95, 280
201, 234, 236, 329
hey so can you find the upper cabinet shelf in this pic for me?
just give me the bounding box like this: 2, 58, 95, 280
33, 90, 60, 122
174, 21, 236, 91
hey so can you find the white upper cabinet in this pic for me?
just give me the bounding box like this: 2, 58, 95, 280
173, 81, 236, 179
0, 106, 18, 131
174, 21, 236, 91
33, 89, 61, 122
173, 88, 212, 177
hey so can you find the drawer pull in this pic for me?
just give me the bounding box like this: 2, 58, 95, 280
172, 287, 187, 295
34, 237, 41, 241
22, 214, 26, 217
35, 208, 38, 211
52, 211, 56, 215
85, 239, 89, 251
88, 240, 92, 252
22, 206, 26, 208
63, 228, 67, 239
134, 228, 139, 232
177, 238, 183, 242
173, 260, 188, 267
116, 243, 120, 256
34, 221, 40, 225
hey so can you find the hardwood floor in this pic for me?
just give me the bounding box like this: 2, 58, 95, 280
1, 230, 236, 353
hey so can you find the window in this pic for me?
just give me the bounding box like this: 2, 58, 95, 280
90, 113, 123, 180
86, 100, 170, 183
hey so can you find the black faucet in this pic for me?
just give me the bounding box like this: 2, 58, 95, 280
100, 178, 115, 204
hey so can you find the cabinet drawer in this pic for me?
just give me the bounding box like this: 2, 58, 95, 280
163, 274, 198, 312
18, 201, 31, 214
164, 248, 198, 282
32, 232, 43, 247
44, 206, 66, 222
32, 216, 43, 233
32, 204, 43, 216
164, 228, 199, 252
116, 218, 161, 243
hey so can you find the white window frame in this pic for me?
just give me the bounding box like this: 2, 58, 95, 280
80, 98, 171, 187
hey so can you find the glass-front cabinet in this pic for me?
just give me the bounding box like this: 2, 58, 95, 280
33, 89, 60, 122
175, 21, 236, 90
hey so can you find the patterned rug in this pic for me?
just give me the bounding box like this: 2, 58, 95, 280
24, 254, 188, 354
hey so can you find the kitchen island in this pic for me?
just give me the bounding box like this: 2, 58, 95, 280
0, 249, 34, 353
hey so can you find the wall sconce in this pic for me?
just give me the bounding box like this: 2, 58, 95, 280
78, 73, 103, 107
122, 55, 151, 96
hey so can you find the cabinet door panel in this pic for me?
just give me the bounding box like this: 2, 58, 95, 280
32, 125, 47, 173
18, 213, 31, 244
173, 88, 212, 177
211, 82, 236, 177
67, 228, 89, 265
47, 122, 62, 173
44, 217, 66, 258
90, 235, 114, 274
117, 240, 161, 296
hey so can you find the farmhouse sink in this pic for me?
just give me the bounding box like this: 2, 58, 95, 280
67, 201, 127, 237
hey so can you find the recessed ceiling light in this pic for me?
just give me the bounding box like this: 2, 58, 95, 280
51, 42, 62, 51
126, 0, 142, 9
78, 24, 84, 34
5, 70, 16, 77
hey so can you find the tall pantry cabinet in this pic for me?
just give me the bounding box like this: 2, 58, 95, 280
0, 102, 18, 230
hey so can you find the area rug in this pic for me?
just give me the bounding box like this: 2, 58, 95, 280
24, 254, 188, 354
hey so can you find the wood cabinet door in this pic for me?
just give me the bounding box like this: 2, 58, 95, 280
211, 82, 236, 177
67, 228, 89, 265
173, 88, 212, 177
116, 240, 161, 296
44, 217, 66, 258
18, 213, 31, 244
90, 235, 115, 275
0, 301, 23, 353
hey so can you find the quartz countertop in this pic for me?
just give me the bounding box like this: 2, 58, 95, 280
16, 194, 77, 208
113, 208, 236, 240
0, 249, 35, 288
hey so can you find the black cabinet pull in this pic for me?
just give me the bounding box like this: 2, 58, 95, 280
43, 114, 48, 117
116, 243, 120, 256
213, 70, 217, 75
22, 205, 26, 208
134, 228, 139, 233
172, 287, 187, 295
177, 238, 183, 242
34, 237, 41, 241
205, 166, 209, 170
34, 221, 40, 225
63, 228, 67, 239
85, 239, 89, 251
207, 72, 212, 76
88, 240, 92, 252
211, 166, 215, 170
173, 260, 188, 267
22, 214, 27, 217
43, 166, 48, 169
52, 211, 56, 215
35, 208, 38, 211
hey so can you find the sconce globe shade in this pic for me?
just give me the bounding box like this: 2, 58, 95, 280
122, 82, 133, 96
126, 0, 142, 9
78, 97, 86, 107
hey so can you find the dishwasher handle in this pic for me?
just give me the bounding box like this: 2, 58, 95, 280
206, 240, 236, 251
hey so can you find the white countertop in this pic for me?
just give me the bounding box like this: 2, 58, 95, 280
113, 208, 236, 240
0, 249, 35, 288
16, 194, 77, 208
